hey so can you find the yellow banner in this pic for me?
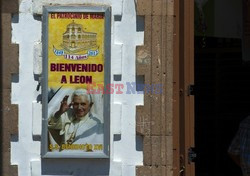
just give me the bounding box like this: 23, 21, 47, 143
48, 12, 105, 89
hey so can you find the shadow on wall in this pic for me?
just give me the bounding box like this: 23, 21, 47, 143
42, 158, 110, 176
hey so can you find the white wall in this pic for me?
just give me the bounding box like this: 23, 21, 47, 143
11, 0, 144, 175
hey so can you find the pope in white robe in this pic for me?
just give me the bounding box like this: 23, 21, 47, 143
48, 89, 103, 152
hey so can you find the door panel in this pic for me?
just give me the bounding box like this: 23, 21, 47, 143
173, 0, 195, 175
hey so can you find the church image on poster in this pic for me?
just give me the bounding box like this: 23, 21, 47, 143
61, 21, 98, 53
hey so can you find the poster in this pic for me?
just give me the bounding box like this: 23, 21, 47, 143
42, 6, 110, 158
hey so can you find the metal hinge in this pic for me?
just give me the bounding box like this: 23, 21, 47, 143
188, 147, 197, 163
188, 84, 195, 96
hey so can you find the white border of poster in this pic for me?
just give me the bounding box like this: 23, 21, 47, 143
41, 6, 111, 158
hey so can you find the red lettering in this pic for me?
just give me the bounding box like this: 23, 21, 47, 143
51, 13, 55, 19
85, 76, 92, 84
115, 84, 124, 94
49, 63, 103, 72
61, 75, 67, 83
90, 14, 104, 19
70, 75, 92, 84
50, 63, 56, 71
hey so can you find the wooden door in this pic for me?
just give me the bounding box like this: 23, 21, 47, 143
173, 0, 195, 175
